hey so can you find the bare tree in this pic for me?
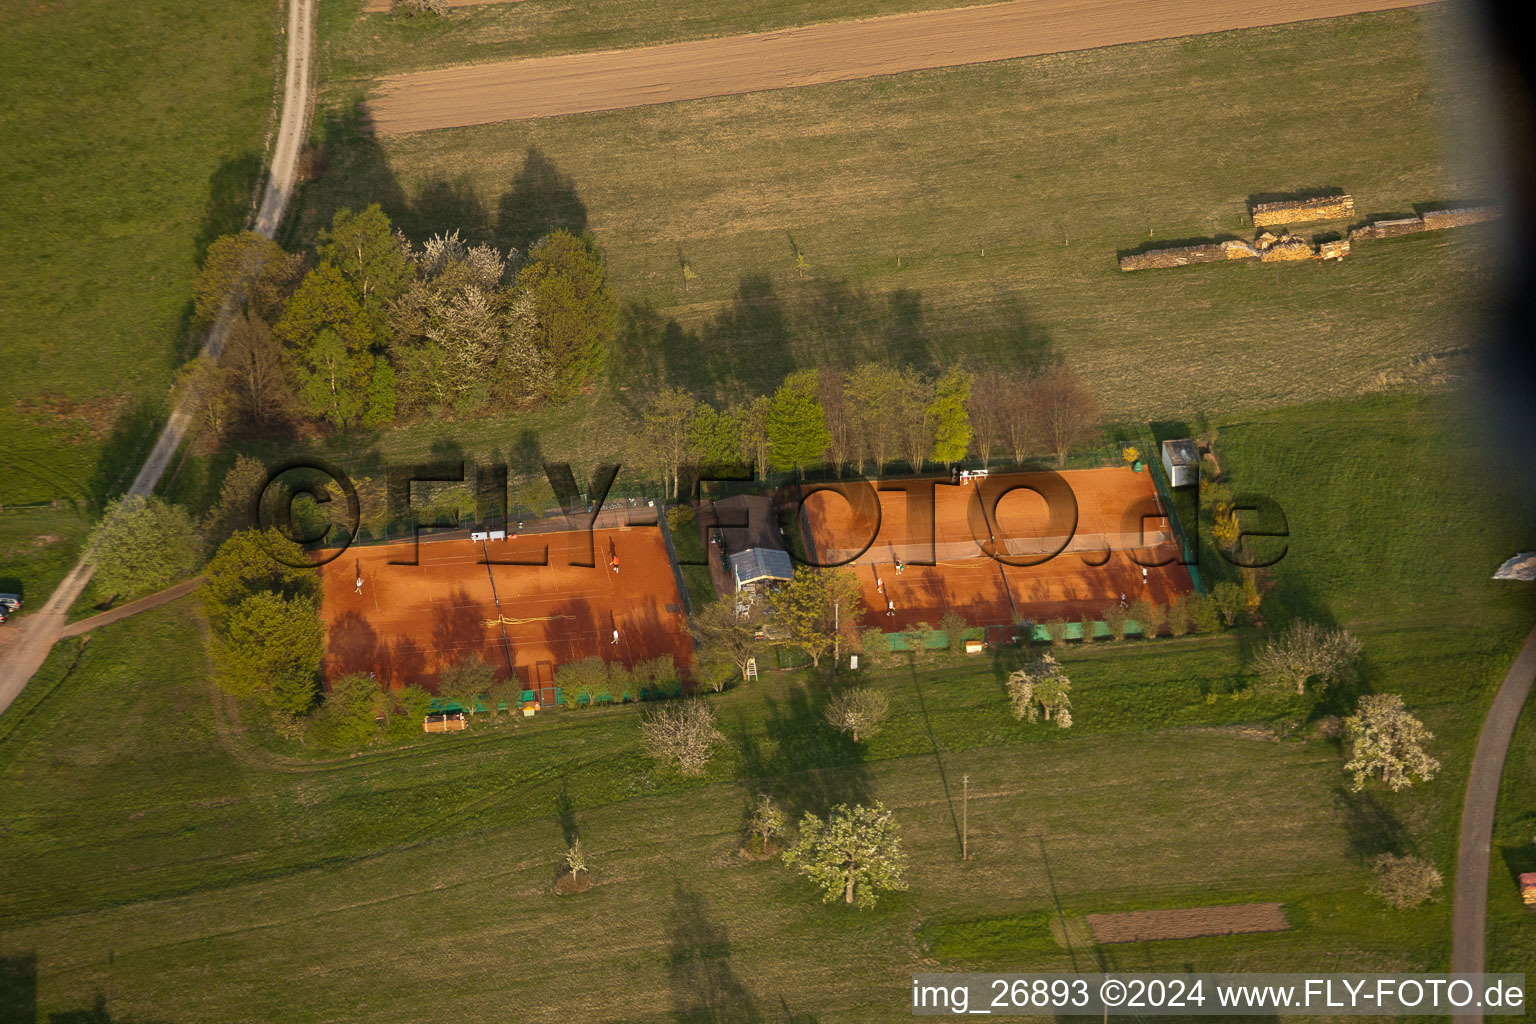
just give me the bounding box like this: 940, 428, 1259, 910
967, 371, 1008, 468
1368, 854, 1442, 908
686, 600, 761, 686
999, 371, 1038, 465
819, 370, 855, 477
639, 389, 703, 498
846, 363, 904, 474
221, 312, 290, 423
824, 688, 890, 743
640, 699, 724, 776
897, 367, 934, 473
1034, 364, 1100, 467
1254, 620, 1362, 695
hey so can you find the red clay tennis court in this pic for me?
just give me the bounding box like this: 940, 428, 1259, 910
320, 524, 692, 692
801, 467, 1194, 631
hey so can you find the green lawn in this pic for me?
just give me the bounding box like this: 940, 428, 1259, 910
0, 1, 279, 511
1488, 702, 1536, 975
0, 507, 89, 620
4, 388, 1532, 1020
298, 7, 1491, 421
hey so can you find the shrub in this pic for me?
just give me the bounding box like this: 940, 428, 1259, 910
1079, 615, 1095, 643
666, 504, 696, 533
609, 663, 637, 702
392, 0, 447, 15
1189, 592, 1223, 633
860, 628, 891, 664
1368, 854, 1443, 909
938, 611, 968, 652
1128, 597, 1163, 637
556, 657, 608, 694
1044, 619, 1069, 646
632, 656, 678, 691
1103, 605, 1129, 641
1166, 595, 1190, 636
1211, 581, 1245, 627
306, 673, 382, 750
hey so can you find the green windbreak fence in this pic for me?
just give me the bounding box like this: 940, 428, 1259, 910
429, 682, 688, 714
1141, 434, 1207, 594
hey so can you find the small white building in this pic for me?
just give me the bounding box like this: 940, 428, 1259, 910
730, 547, 794, 593
1161, 439, 1199, 488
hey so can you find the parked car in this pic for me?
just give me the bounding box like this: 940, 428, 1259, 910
0, 593, 22, 612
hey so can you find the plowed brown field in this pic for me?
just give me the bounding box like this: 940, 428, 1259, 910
367, 0, 1431, 133
1086, 902, 1291, 943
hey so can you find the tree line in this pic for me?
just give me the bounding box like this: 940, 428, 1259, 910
636, 362, 1100, 496
180, 206, 620, 441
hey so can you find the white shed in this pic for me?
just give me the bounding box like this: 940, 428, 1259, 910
1161, 439, 1199, 488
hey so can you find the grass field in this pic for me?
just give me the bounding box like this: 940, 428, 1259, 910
318, 0, 1017, 82
0, 0, 279, 514
4, 388, 1532, 1021
1488, 704, 1536, 975
299, 7, 1492, 420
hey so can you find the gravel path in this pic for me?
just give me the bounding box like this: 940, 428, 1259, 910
367, 0, 1433, 134
1450, 622, 1536, 1024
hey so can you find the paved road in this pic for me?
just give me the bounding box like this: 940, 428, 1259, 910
368, 0, 1435, 133
1450, 622, 1536, 1024
0, 0, 316, 720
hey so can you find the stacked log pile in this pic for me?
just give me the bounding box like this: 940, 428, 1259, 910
1251, 194, 1355, 227
1348, 217, 1422, 241
1119, 198, 1499, 272
1349, 205, 1502, 241
1117, 242, 1231, 271
1255, 231, 1315, 262
1421, 205, 1501, 230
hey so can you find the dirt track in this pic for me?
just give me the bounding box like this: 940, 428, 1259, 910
368, 0, 1433, 133
362, 0, 519, 12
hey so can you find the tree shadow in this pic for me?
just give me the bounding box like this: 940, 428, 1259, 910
496, 146, 587, 254
196, 152, 264, 263
556, 784, 579, 846
413, 177, 493, 245
1497, 826, 1536, 890
47, 992, 169, 1024
736, 679, 872, 822
908, 665, 963, 856
85, 397, 161, 512
0, 953, 35, 1024
1332, 785, 1409, 862
509, 429, 544, 481
668, 882, 763, 1024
